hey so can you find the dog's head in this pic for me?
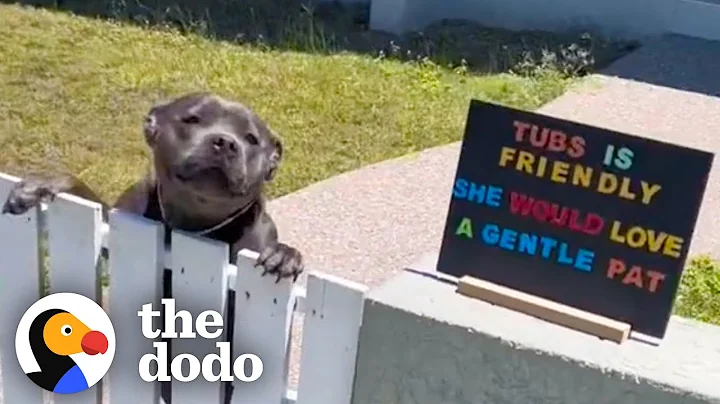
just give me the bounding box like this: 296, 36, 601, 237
143, 93, 282, 201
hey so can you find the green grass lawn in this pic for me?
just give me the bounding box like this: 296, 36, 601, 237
0, 4, 572, 202
0, 3, 718, 326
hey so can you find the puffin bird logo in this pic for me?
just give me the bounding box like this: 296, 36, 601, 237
15, 293, 116, 394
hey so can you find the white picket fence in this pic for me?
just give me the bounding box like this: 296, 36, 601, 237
0, 173, 368, 404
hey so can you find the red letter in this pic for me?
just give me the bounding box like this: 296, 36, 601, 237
529, 126, 550, 148
509, 192, 534, 216
584, 213, 605, 236
547, 130, 567, 152
568, 210, 584, 232
647, 270, 666, 293
513, 121, 531, 142
530, 199, 550, 222
607, 258, 626, 280
622, 266, 644, 289
567, 136, 586, 158
548, 204, 569, 227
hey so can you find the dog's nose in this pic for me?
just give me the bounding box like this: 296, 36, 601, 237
209, 134, 239, 157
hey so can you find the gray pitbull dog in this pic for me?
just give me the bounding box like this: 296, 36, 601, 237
4, 92, 303, 403
2, 92, 304, 280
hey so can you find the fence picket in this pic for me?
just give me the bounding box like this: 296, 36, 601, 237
170, 231, 229, 404
46, 193, 104, 404
296, 272, 368, 404
107, 210, 164, 404
0, 174, 45, 404
0, 170, 369, 404
230, 249, 294, 404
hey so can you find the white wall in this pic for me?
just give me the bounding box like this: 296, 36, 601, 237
351, 253, 720, 404
364, 0, 720, 41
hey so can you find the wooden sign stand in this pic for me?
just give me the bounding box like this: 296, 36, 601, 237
457, 276, 632, 344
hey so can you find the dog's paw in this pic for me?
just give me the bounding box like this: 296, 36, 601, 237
2, 176, 60, 215
255, 243, 305, 283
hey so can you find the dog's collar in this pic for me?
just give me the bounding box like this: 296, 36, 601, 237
156, 184, 255, 236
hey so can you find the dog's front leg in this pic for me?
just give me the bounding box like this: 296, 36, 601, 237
255, 243, 305, 283
2, 173, 106, 215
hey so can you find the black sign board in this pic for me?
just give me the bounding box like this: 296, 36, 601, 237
437, 100, 714, 339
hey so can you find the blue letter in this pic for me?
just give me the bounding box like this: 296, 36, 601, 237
481, 223, 500, 245
467, 182, 486, 203
486, 186, 503, 208
499, 228, 517, 250
557, 243, 574, 265
453, 178, 468, 199
538, 237, 558, 259
574, 249, 594, 272
517, 233, 538, 255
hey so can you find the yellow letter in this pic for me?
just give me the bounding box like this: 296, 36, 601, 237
597, 172, 618, 195
571, 165, 593, 188
645, 229, 668, 253
455, 217, 473, 238
516, 151, 535, 174
536, 156, 548, 177
626, 227, 647, 248
609, 221, 626, 243
618, 177, 636, 200
550, 161, 569, 183
663, 236, 684, 258
498, 147, 516, 168
640, 182, 662, 205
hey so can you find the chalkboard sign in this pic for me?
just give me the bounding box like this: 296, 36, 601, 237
437, 100, 714, 339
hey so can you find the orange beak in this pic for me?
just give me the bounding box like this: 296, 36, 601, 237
81, 330, 108, 355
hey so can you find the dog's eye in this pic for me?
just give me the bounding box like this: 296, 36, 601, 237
181, 114, 200, 124
245, 133, 259, 145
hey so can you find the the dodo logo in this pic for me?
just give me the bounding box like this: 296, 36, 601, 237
15, 292, 116, 394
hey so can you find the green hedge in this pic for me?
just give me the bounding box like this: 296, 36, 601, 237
674, 255, 720, 325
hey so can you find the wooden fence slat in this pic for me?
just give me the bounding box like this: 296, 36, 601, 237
170, 231, 229, 404
230, 249, 294, 404
107, 210, 164, 404
0, 174, 45, 404
295, 272, 367, 404
46, 194, 104, 297
46, 193, 104, 404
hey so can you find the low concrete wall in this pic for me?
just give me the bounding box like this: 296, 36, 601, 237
351, 252, 720, 404
367, 0, 720, 42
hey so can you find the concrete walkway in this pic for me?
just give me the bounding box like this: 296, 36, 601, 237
273, 33, 720, 386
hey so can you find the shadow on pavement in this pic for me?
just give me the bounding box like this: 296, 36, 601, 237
602, 34, 720, 97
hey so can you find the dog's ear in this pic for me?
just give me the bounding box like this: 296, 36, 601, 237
252, 111, 284, 182
143, 111, 158, 146
143, 101, 168, 146
265, 132, 283, 182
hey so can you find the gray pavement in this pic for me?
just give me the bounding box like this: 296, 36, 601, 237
602, 34, 720, 97
273, 34, 720, 387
